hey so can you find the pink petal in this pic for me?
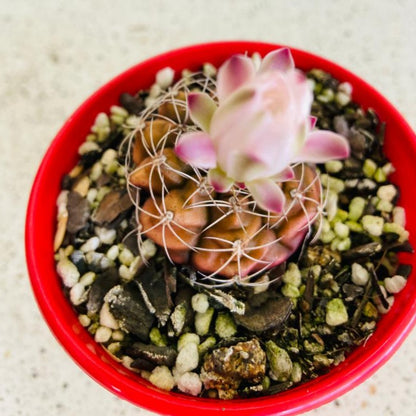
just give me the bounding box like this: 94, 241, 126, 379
294, 130, 350, 163
271, 166, 295, 182
187, 92, 218, 132
309, 115, 317, 129
246, 178, 286, 213
217, 54, 255, 103
260, 48, 294, 73
207, 168, 234, 192
174, 131, 217, 168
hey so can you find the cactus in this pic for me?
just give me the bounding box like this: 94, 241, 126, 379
124, 49, 349, 286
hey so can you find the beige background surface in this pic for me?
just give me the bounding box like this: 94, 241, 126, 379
1, 1, 416, 415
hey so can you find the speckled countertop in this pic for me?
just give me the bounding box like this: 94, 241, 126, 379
1, 1, 416, 415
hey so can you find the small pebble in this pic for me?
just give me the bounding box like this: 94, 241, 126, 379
112, 330, 125, 341
70, 282, 88, 305
338, 82, 353, 95
95, 326, 112, 343
78, 314, 91, 327
106, 245, 119, 261
202, 62, 217, 77
100, 302, 120, 330
384, 275, 407, 294
335, 91, 350, 106
101, 149, 118, 166
393, 206, 406, 226
326, 299, 348, 326
334, 222, 349, 239
178, 333, 200, 351
351, 263, 370, 286
361, 215, 384, 237
80, 271, 96, 286
156, 67, 175, 89
56, 258, 80, 288
377, 296, 395, 314
78, 141, 100, 155
119, 247, 134, 266
191, 293, 209, 313
149, 366, 175, 391
80, 236, 101, 253
325, 160, 343, 173
95, 227, 117, 245
90, 163, 103, 181
377, 184, 397, 202
94, 112, 110, 127
110, 105, 129, 118
283, 263, 302, 287
175, 342, 199, 375
177, 372, 202, 396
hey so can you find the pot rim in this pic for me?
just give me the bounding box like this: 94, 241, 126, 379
25, 41, 416, 416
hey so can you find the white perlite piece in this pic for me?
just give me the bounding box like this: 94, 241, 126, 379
202, 62, 217, 78
57, 258, 80, 288
106, 245, 119, 261
175, 342, 199, 375
377, 184, 397, 202
69, 282, 88, 306
384, 275, 407, 294
361, 215, 384, 237
140, 238, 157, 258
282, 263, 302, 287
325, 191, 338, 221
95, 326, 112, 343
177, 333, 200, 352
118, 247, 134, 266
326, 299, 348, 326
78, 141, 100, 155
80, 271, 96, 286
149, 366, 175, 391
80, 236, 100, 253
95, 227, 117, 245
377, 296, 395, 314
177, 372, 202, 396
78, 314, 91, 327
393, 206, 406, 227
191, 293, 209, 313
99, 302, 120, 330
334, 222, 350, 239
100, 148, 117, 166
351, 263, 370, 286
156, 67, 175, 89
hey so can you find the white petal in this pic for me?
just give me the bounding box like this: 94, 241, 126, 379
174, 132, 217, 168
309, 116, 317, 129
270, 166, 295, 182
207, 168, 234, 192
217, 54, 255, 102
247, 178, 286, 213
294, 130, 350, 163
187, 92, 217, 132
260, 48, 295, 73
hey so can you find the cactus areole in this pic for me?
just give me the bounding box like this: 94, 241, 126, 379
127, 48, 350, 283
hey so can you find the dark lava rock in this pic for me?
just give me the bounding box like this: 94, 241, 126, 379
87, 268, 120, 315
92, 191, 133, 225
233, 297, 292, 333
125, 342, 177, 367
105, 282, 155, 341
67, 191, 90, 234
134, 265, 173, 326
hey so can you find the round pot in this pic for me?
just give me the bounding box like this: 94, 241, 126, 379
25, 41, 416, 416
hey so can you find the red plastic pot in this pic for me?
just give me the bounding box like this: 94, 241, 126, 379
25, 41, 416, 415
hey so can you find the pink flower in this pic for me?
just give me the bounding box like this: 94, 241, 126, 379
175, 48, 350, 213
